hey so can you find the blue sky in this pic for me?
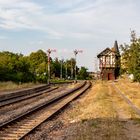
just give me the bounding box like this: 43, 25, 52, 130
0, 0, 140, 71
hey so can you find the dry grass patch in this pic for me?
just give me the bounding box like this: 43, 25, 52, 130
0, 81, 40, 93
111, 85, 140, 119
114, 80, 140, 109
64, 81, 126, 140
68, 82, 114, 120
109, 82, 140, 139
67, 82, 81, 89
118, 78, 140, 89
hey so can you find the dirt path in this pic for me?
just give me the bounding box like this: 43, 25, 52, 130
114, 81, 140, 109
23, 81, 140, 140
109, 83, 140, 140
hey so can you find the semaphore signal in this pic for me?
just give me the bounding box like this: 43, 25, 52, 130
73, 49, 83, 82
47, 49, 56, 84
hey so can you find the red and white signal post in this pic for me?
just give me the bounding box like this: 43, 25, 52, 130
47, 49, 56, 84
73, 49, 83, 82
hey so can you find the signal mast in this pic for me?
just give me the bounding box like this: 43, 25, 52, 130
73, 49, 83, 82
47, 49, 56, 84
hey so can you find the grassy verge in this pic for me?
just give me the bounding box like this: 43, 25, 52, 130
114, 79, 140, 109
0, 81, 40, 92
50, 79, 73, 84
64, 81, 125, 140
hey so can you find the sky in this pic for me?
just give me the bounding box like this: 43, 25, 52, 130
0, 0, 140, 71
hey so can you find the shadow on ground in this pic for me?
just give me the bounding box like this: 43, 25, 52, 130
26, 117, 140, 140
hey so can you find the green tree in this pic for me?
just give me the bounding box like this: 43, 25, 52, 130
0, 50, 83, 83
52, 58, 61, 78
29, 50, 48, 82
0, 52, 33, 82
120, 30, 140, 82
77, 67, 89, 80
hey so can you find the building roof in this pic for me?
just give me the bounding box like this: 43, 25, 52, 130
97, 41, 120, 58
111, 40, 120, 55
97, 48, 113, 58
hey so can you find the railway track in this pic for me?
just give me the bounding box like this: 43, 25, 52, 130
0, 81, 91, 140
0, 85, 71, 127
0, 86, 58, 107
0, 84, 50, 102
0, 82, 74, 110
0, 81, 73, 105
112, 82, 140, 116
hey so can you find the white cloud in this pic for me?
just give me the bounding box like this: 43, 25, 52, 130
29, 40, 44, 45
0, 0, 23, 5
57, 49, 72, 54
0, 36, 7, 40
0, 0, 139, 40
1, 0, 140, 70
38, 41, 43, 45
0, 0, 43, 29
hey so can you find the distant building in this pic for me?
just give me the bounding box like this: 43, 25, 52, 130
97, 41, 120, 80
88, 71, 100, 79
88, 72, 95, 78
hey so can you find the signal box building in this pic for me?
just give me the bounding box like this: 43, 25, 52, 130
97, 41, 120, 80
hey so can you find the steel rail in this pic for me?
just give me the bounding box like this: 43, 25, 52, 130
0, 81, 73, 102
0, 87, 58, 107
0, 84, 50, 102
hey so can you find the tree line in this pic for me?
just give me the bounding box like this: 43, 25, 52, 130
120, 30, 140, 82
0, 50, 90, 83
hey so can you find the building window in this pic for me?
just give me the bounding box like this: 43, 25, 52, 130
106, 56, 110, 65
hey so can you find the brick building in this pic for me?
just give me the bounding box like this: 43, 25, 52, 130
97, 41, 120, 80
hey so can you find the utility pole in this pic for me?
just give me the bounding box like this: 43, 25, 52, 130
94, 56, 98, 72
60, 58, 63, 79
74, 50, 78, 82
45, 56, 47, 82
47, 49, 56, 84
73, 49, 83, 83
71, 59, 73, 79
65, 60, 68, 79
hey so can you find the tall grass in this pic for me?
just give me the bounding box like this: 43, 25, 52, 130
0, 81, 39, 92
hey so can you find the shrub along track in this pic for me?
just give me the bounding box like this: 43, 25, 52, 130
0, 81, 91, 140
